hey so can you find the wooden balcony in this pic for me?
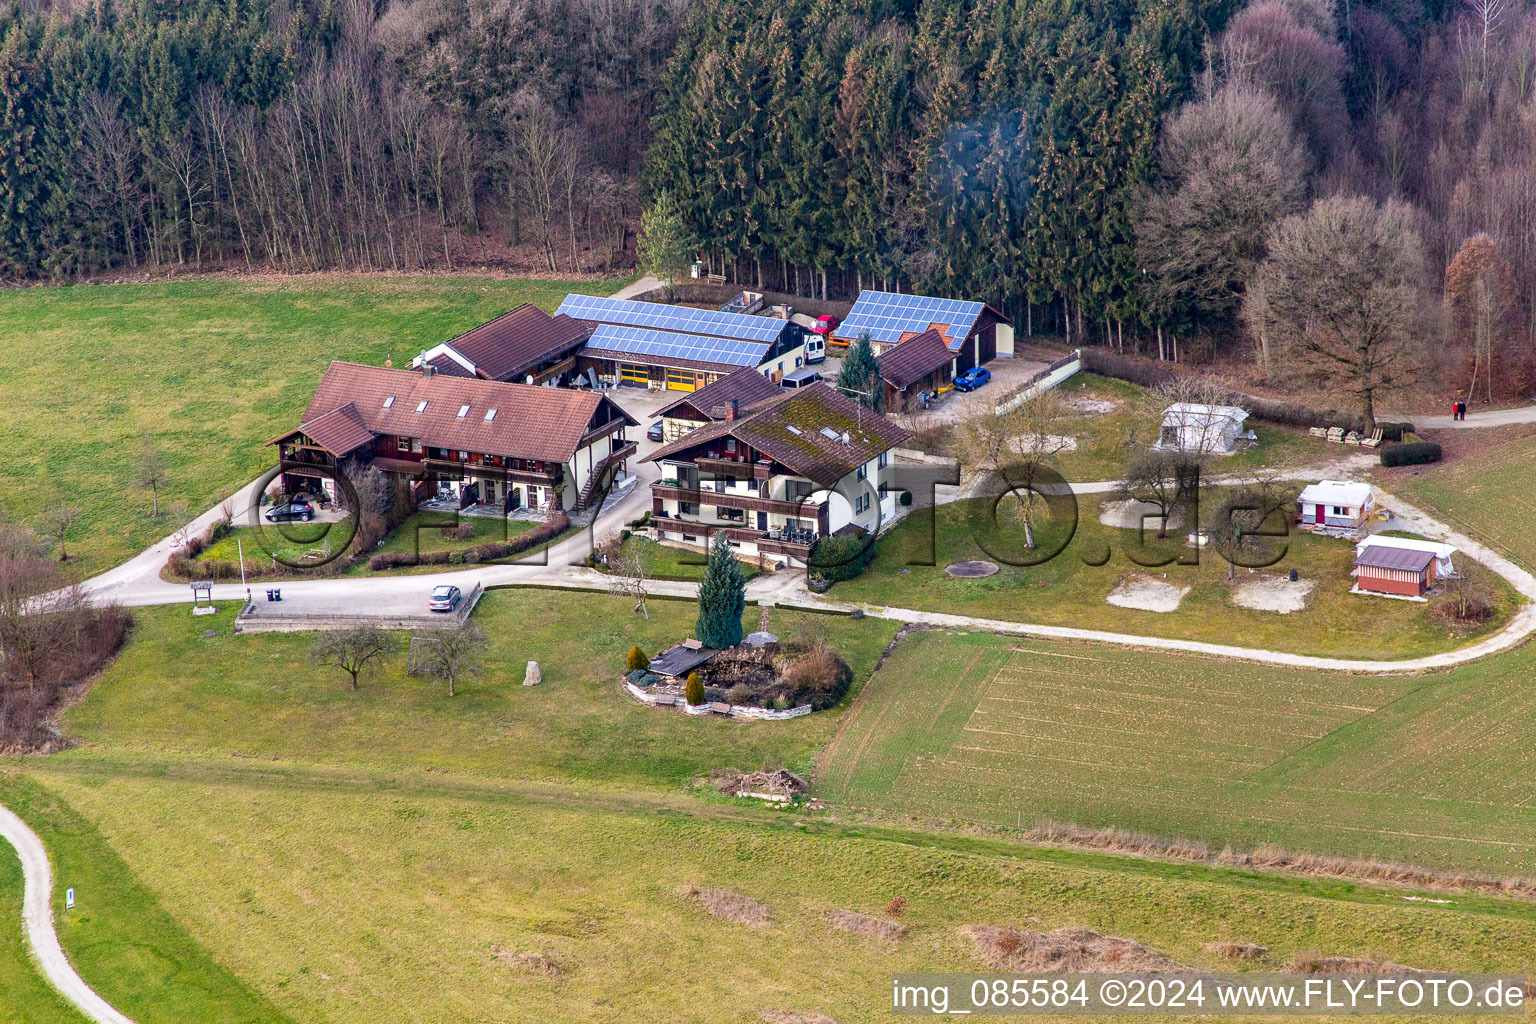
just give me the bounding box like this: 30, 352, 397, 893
651, 483, 822, 518
652, 517, 815, 558
423, 458, 561, 485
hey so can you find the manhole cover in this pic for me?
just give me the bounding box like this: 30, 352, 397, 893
945, 560, 1000, 578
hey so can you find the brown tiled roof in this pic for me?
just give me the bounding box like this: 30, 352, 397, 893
425, 354, 475, 378
300, 402, 375, 456
657, 368, 783, 421
1355, 545, 1435, 573
644, 383, 909, 486
443, 303, 590, 381
280, 362, 636, 464
876, 329, 954, 390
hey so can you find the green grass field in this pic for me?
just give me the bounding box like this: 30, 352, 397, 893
59, 591, 898, 786
1383, 429, 1536, 569
832, 497, 1516, 659
1033, 374, 1342, 481
0, 276, 623, 575
817, 629, 1536, 876
6, 585, 1536, 1021
600, 535, 763, 581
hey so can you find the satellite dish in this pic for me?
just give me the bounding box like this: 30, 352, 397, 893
526, 374, 534, 385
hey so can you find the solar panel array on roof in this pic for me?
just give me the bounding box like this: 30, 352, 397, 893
839, 291, 987, 350
556, 294, 786, 343
585, 323, 769, 368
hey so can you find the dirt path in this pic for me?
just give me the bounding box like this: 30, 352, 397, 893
0, 803, 137, 1024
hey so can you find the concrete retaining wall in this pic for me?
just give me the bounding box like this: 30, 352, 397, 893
234, 582, 484, 633
993, 350, 1082, 416
623, 681, 812, 720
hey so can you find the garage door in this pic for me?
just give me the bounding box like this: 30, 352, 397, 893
619, 362, 648, 384
665, 368, 698, 391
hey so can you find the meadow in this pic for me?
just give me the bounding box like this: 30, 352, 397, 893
1383, 428, 1536, 570
0, 276, 622, 575
832, 496, 1517, 659
58, 590, 899, 786
817, 629, 1536, 876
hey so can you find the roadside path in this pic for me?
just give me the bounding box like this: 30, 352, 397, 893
1405, 403, 1536, 430
0, 804, 136, 1024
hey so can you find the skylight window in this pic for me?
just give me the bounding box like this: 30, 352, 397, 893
415, 400, 428, 413
382, 396, 395, 409
484, 408, 497, 422
456, 404, 470, 419
785, 425, 803, 436
819, 427, 840, 440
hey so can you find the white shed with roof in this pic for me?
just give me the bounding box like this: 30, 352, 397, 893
1298, 480, 1375, 530
1155, 403, 1251, 454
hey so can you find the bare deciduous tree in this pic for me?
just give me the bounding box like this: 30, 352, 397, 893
1242, 196, 1428, 430
310, 626, 395, 690
954, 390, 1073, 549
422, 623, 487, 697
137, 439, 168, 518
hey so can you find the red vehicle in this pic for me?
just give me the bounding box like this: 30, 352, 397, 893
814, 314, 844, 347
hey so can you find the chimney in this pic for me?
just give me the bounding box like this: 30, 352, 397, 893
725, 399, 738, 421
418, 351, 434, 378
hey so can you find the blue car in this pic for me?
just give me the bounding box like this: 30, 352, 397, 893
953, 366, 992, 392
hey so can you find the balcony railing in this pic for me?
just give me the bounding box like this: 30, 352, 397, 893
651, 513, 816, 556
650, 483, 822, 518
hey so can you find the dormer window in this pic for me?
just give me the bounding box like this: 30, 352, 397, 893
415, 400, 428, 413
457, 404, 470, 419
382, 396, 395, 409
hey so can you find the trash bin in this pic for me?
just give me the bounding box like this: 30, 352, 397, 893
1288, 568, 1299, 582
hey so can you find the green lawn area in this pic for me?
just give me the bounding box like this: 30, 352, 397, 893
600, 535, 763, 581
0, 823, 87, 1024
1382, 429, 1536, 570
58, 590, 897, 786
1029, 374, 1343, 481
817, 628, 1536, 877
6, 587, 1536, 1021
834, 496, 1517, 659
0, 276, 625, 576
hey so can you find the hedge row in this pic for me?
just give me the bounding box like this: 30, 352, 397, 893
806, 533, 875, 585
369, 513, 571, 570
1380, 441, 1443, 467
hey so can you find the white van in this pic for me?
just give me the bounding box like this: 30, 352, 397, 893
804, 334, 825, 364
781, 368, 823, 389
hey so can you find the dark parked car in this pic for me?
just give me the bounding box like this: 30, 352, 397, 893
264, 501, 314, 523
646, 421, 664, 442
428, 585, 462, 612
952, 366, 992, 392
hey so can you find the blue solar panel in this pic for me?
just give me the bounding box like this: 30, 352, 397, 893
584, 323, 769, 367
838, 290, 987, 350
556, 294, 787, 343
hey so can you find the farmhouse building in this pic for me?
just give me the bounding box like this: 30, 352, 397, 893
558, 294, 809, 391
654, 369, 784, 443
1297, 480, 1375, 532
642, 383, 910, 565
1352, 536, 1458, 597
833, 290, 1013, 374
1155, 403, 1252, 454
409, 303, 589, 385
270, 361, 637, 516
874, 329, 956, 411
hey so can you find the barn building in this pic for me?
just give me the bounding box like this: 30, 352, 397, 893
558, 294, 809, 392
409, 303, 589, 385
832, 290, 1013, 373
875, 329, 956, 411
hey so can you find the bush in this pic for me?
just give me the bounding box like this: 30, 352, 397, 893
684, 672, 706, 706
367, 514, 572, 570
449, 522, 476, 542
626, 645, 648, 672
780, 645, 853, 709
726, 683, 754, 705
1380, 442, 1442, 467
807, 534, 874, 584
1377, 421, 1415, 442
899, 490, 913, 507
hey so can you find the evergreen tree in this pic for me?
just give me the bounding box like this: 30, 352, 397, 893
695, 533, 746, 649
836, 332, 884, 412
638, 189, 693, 292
